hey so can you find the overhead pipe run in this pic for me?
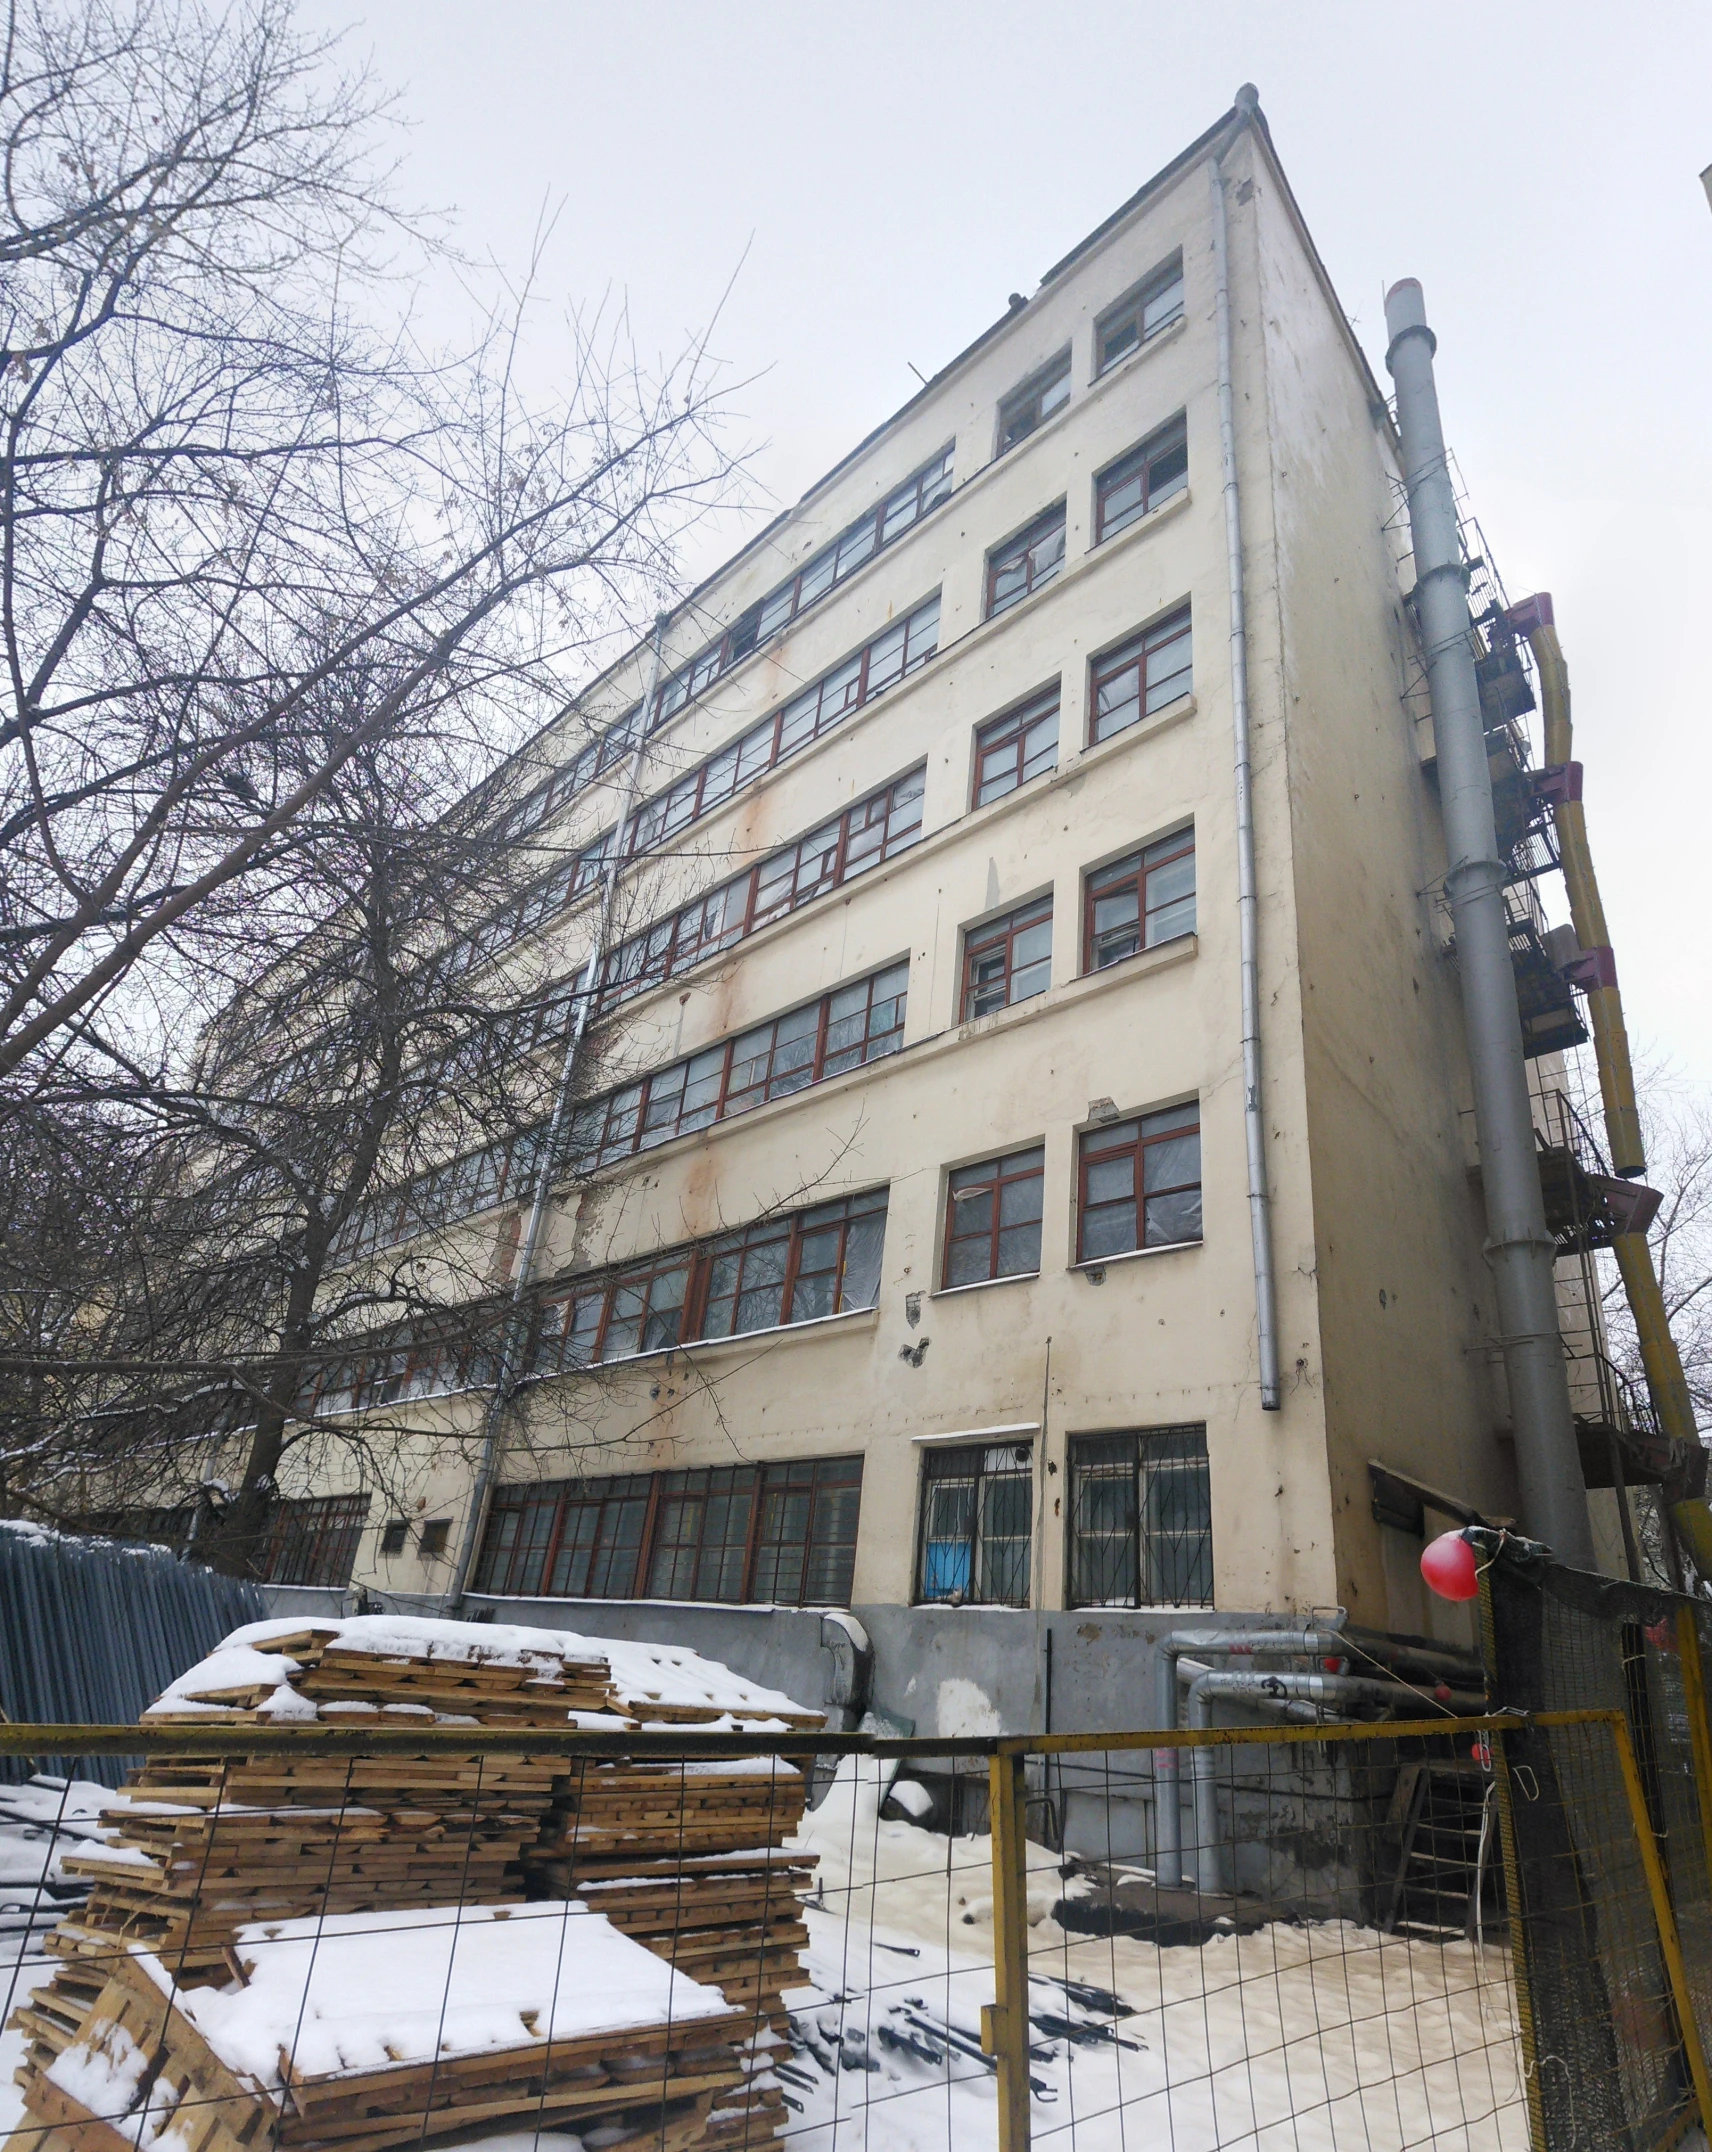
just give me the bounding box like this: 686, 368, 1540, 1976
1211, 87, 1282, 1413
1383, 279, 1595, 1569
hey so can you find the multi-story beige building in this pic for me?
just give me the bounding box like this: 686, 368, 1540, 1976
244, 93, 1629, 1705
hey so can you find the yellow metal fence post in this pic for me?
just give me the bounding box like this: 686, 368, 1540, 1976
982, 1749, 1031, 2152
1675, 1603, 1712, 1896
1610, 1712, 1712, 2135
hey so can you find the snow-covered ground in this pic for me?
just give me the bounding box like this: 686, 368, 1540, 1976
0, 1760, 1531, 2152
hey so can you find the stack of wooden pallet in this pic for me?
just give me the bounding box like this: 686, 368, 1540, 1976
6, 1615, 823, 2152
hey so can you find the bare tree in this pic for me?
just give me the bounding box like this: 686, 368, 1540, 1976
0, 0, 738, 1089
1602, 1076, 1712, 1435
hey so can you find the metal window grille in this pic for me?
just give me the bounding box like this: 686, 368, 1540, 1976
1084, 827, 1197, 970
943, 1147, 1045, 1287
261, 1494, 370, 1588
963, 897, 1053, 1020
596, 768, 925, 1014
1096, 254, 1186, 373
1095, 415, 1189, 542
1090, 605, 1194, 743
1078, 1102, 1202, 1261
475, 1456, 864, 1607
997, 352, 1072, 452
986, 506, 1067, 617
916, 1441, 1033, 1607
972, 687, 1060, 807
1067, 1424, 1213, 1607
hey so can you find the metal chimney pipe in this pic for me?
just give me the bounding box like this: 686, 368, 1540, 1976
1383, 280, 1594, 1567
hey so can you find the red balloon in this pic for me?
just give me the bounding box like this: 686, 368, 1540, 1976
1421, 1530, 1479, 1602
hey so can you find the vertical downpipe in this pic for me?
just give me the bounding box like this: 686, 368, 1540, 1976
1383, 281, 1593, 1566
448, 614, 672, 1607
1210, 120, 1282, 1413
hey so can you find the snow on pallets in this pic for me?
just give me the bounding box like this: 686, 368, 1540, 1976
13, 1904, 749, 2152
5, 1615, 821, 2152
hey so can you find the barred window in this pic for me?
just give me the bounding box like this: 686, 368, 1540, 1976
963, 897, 1052, 1020
531, 1188, 887, 1373
973, 687, 1059, 808
997, 352, 1071, 453
987, 507, 1067, 618
597, 769, 925, 1014
1096, 257, 1185, 375
1078, 1103, 1202, 1262
1095, 417, 1188, 543
262, 1494, 370, 1589
474, 1456, 864, 1607
916, 1443, 1032, 1607
943, 1147, 1045, 1288
1090, 608, 1193, 745
1084, 829, 1196, 970
1068, 1426, 1211, 1607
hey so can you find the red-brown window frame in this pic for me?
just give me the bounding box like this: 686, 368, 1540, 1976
1095, 256, 1186, 376
1094, 417, 1188, 544
1076, 1106, 1203, 1264
986, 506, 1067, 619
962, 896, 1053, 1021
996, 350, 1071, 454
1082, 828, 1196, 973
1088, 606, 1194, 746
971, 687, 1060, 809
942, 1146, 1046, 1288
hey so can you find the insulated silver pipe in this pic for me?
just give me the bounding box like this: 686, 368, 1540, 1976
1210, 112, 1282, 1414
1382, 281, 1594, 1568
448, 615, 672, 1607
1152, 1622, 1345, 1886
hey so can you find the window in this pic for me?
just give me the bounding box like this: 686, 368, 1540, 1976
1068, 1426, 1211, 1607
973, 688, 1059, 808
997, 352, 1071, 453
574, 962, 908, 1170
474, 1456, 864, 1607
943, 1147, 1044, 1288
1084, 829, 1196, 970
963, 897, 1052, 1020
335, 1121, 549, 1263
1095, 417, 1188, 543
530, 1188, 888, 1374
1090, 607, 1193, 744
261, 1494, 370, 1588
1077, 1103, 1202, 1262
420, 1519, 451, 1559
916, 1443, 1032, 1606
379, 1519, 409, 1557
1096, 257, 1185, 375
596, 768, 925, 1015
987, 507, 1066, 618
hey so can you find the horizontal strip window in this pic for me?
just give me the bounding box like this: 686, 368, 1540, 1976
1095, 416, 1187, 544
595, 766, 926, 1015
334, 1121, 550, 1262
1068, 1425, 1211, 1608
474, 1454, 864, 1608
973, 685, 1059, 809
495, 445, 952, 850
963, 895, 1052, 1020
987, 505, 1066, 619
300, 1325, 500, 1419
1085, 828, 1195, 971
916, 1440, 1032, 1607
943, 1146, 1044, 1288
574, 960, 909, 1169
626, 596, 940, 864
1096, 256, 1185, 376
531, 1187, 887, 1374
1090, 606, 1192, 745
1078, 1102, 1201, 1263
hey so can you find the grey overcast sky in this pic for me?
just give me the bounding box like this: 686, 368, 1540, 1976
301, 0, 1712, 1088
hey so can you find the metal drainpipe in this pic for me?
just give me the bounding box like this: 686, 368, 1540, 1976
1210, 97, 1282, 1415
1153, 1622, 1346, 1886
447, 614, 673, 1609
1382, 280, 1594, 1568
1184, 1669, 1435, 1896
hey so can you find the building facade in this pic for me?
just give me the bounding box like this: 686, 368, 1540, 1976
205, 98, 1622, 1676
